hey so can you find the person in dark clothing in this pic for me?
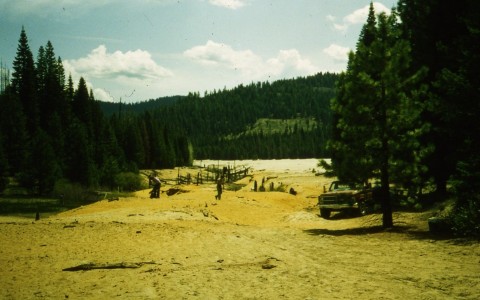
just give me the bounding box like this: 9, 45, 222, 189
150, 175, 161, 199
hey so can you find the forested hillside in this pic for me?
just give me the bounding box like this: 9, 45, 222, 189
0, 28, 192, 195
127, 73, 338, 160
329, 1, 480, 235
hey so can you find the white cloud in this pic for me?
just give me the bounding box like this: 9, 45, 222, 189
93, 88, 115, 102
209, 0, 246, 10
62, 60, 112, 101
267, 49, 317, 77
184, 40, 263, 71
330, 2, 392, 32
65, 45, 173, 81
344, 2, 391, 25
333, 23, 348, 32
63, 45, 173, 101
326, 15, 336, 22
184, 40, 317, 81
323, 44, 350, 62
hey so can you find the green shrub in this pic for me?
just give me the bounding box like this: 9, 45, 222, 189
449, 158, 480, 237
0, 176, 8, 194
114, 172, 144, 192
53, 179, 98, 205
450, 198, 480, 238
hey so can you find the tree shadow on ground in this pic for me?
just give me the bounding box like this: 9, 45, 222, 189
303, 225, 456, 241
325, 210, 364, 220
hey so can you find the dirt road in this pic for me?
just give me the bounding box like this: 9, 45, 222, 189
1, 168, 479, 299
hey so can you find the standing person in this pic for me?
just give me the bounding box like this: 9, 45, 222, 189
215, 178, 223, 200
150, 175, 161, 199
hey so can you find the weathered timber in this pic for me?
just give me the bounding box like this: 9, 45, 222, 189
62, 261, 156, 271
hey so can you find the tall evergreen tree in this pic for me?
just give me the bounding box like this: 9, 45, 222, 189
66, 74, 74, 102
330, 6, 428, 228
11, 27, 38, 135
439, 0, 480, 236
398, 0, 470, 197
72, 77, 93, 135
35, 45, 70, 185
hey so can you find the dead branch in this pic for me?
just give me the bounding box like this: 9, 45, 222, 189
62, 261, 156, 271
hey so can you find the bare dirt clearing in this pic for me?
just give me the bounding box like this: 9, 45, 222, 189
1, 163, 479, 299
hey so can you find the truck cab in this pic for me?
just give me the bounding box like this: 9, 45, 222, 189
317, 181, 373, 219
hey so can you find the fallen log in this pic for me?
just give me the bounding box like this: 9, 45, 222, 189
62, 261, 156, 271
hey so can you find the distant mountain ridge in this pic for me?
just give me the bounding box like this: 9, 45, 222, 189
98, 95, 184, 116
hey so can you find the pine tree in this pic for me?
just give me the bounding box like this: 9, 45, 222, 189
11, 27, 38, 135
66, 74, 74, 102
440, 0, 480, 236
330, 7, 428, 228
36, 41, 69, 139
72, 77, 93, 136
398, 0, 471, 197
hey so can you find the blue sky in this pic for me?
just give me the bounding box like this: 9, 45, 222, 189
0, 0, 397, 103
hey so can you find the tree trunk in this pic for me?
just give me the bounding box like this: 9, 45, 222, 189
380, 82, 393, 228
380, 163, 393, 228
380, 125, 393, 228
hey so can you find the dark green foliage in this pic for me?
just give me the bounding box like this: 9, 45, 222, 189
0, 92, 27, 174
114, 172, 144, 192
0, 28, 193, 195
325, 0, 479, 234
97, 73, 337, 165
330, 5, 429, 228
0, 134, 9, 193
18, 129, 61, 195
396, 0, 480, 235
398, 0, 474, 197
449, 158, 480, 237
64, 120, 96, 187
0, 197, 66, 216
142, 73, 337, 160
11, 27, 38, 135
52, 179, 100, 205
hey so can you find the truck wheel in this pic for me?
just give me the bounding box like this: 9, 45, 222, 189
320, 209, 331, 219
358, 203, 369, 216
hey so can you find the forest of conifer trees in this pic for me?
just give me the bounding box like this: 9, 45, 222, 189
1, 0, 479, 236
0, 27, 193, 195
0, 28, 337, 196
329, 1, 480, 234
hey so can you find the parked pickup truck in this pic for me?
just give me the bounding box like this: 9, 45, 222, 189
317, 181, 374, 219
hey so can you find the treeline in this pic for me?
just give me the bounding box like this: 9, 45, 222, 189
99, 95, 183, 116
329, 1, 480, 235
147, 74, 337, 160
0, 27, 191, 195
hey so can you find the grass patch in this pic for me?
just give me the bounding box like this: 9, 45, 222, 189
225, 183, 246, 192
0, 178, 136, 219
0, 196, 67, 218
